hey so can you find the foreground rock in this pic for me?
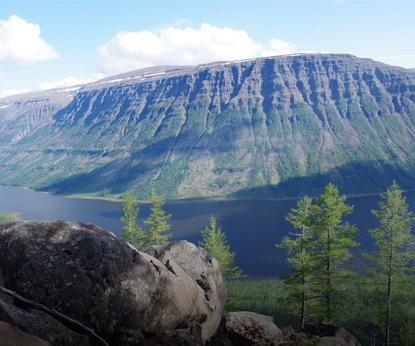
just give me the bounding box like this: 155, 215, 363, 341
0, 300, 88, 346
225, 312, 283, 345
143, 241, 227, 341
302, 323, 361, 346
209, 313, 361, 346
0, 220, 226, 346
0, 320, 50, 346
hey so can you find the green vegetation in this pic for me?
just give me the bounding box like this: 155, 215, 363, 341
120, 192, 146, 248
277, 184, 360, 325
230, 182, 415, 346
2, 56, 415, 201
276, 196, 314, 328
225, 279, 295, 325
309, 183, 360, 323
225, 277, 415, 346
0, 211, 21, 224
143, 188, 172, 245
199, 215, 246, 281
120, 188, 171, 247
364, 181, 415, 346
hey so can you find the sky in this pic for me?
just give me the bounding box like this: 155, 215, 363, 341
0, 0, 414, 99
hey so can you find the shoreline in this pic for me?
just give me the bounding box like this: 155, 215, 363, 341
1, 184, 412, 204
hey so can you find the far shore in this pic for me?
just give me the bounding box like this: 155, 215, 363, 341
1, 184, 412, 205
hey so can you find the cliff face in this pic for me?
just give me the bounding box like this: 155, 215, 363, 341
1, 54, 415, 200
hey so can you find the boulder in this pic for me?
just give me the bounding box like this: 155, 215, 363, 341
0, 300, 88, 346
205, 313, 232, 346
225, 311, 283, 345
138, 251, 209, 334
0, 268, 14, 305
145, 321, 204, 346
205, 334, 233, 346
335, 327, 361, 346
301, 324, 361, 346
0, 221, 225, 345
280, 325, 297, 342
143, 240, 227, 341
320, 336, 350, 346
0, 320, 50, 346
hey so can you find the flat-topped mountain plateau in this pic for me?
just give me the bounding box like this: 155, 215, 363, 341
1, 54, 415, 200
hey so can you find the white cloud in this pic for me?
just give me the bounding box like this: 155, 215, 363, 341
97, 24, 297, 75
37, 74, 105, 90
0, 15, 60, 66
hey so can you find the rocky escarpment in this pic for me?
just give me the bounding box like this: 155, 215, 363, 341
1, 54, 415, 200
0, 220, 226, 345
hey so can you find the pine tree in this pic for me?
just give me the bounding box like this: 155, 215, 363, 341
143, 188, 172, 246
276, 196, 315, 328
364, 181, 415, 346
121, 191, 146, 248
309, 183, 360, 323
199, 215, 246, 281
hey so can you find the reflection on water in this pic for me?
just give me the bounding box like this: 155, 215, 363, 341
1, 186, 415, 279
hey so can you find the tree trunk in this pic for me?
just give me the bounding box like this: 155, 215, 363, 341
386, 227, 394, 346
301, 290, 305, 329
326, 227, 331, 321
386, 274, 391, 346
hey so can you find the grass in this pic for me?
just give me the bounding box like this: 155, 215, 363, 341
0, 211, 22, 224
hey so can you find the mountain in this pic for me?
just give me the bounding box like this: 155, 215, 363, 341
1, 54, 415, 200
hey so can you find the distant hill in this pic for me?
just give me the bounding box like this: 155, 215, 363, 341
1, 54, 415, 200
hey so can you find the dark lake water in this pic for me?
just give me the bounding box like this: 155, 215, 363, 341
2, 186, 415, 280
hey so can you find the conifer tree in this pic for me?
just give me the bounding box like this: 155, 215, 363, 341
121, 191, 146, 248
364, 181, 415, 346
199, 215, 246, 281
276, 196, 314, 328
143, 188, 172, 246
279, 184, 360, 324
310, 183, 360, 323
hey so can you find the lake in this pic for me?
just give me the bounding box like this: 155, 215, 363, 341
1, 186, 415, 280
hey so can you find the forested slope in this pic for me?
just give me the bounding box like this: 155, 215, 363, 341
0, 54, 415, 200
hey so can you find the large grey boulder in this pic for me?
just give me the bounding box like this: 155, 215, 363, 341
143, 240, 227, 341
225, 311, 283, 345
0, 221, 225, 345
137, 251, 209, 334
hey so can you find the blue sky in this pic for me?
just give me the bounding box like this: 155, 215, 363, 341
1, 0, 414, 98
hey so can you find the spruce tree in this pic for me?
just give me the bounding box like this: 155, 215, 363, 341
310, 183, 360, 323
143, 188, 172, 246
199, 215, 246, 281
276, 196, 314, 328
364, 181, 415, 346
121, 191, 146, 248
